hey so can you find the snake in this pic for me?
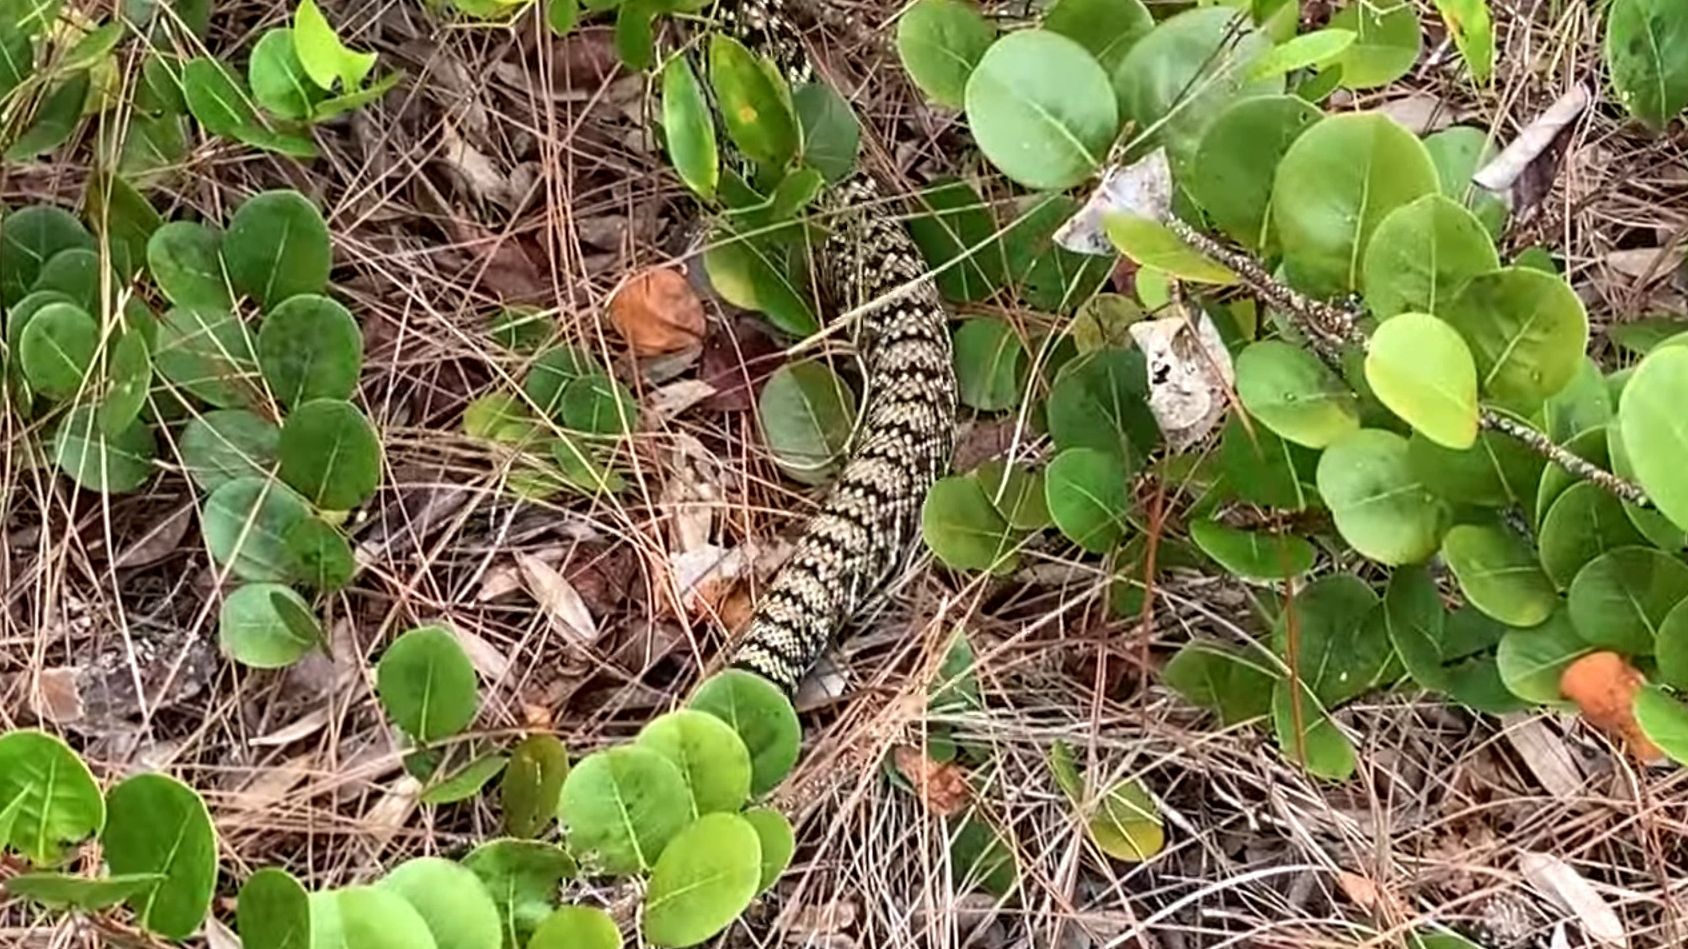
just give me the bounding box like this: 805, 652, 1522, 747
679, 1, 959, 694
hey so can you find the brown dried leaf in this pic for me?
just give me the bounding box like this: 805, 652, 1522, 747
517, 552, 600, 642
113, 505, 194, 568
610, 267, 706, 356
1558, 651, 1661, 761
1335, 869, 1411, 921
1520, 851, 1628, 947
786, 899, 859, 938
891, 745, 971, 817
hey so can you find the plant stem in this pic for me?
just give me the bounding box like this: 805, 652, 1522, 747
1162, 217, 1654, 509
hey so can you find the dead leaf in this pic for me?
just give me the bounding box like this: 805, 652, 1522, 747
699, 318, 782, 412
113, 505, 193, 568
1376, 92, 1457, 134
1055, 148, 1173, 256
1129, 308, 1233, 451
440, 121, 517, 207
668, 544, 754, 616
517, 553, 600, 642
204, 917, 241, 949
610, 267, 706, 355
649, 378, 718, 422
451, 624, 511, 681
1474, 85, 1589, 202
793, 655, 848, 711
1335, 869, 1411, 921
1519, 851, 1628, 948
251, 707, 332, 747
891, 745, 971, 817
786, 899, 859, 938
1501, 713, 1591, 797
1605, 246, 1683, 282
1558, 651, 1661, 761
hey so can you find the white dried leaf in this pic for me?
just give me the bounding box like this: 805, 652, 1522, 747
649, 378, 718, 422
1519, 851, 1628, 947
1605, 247, 1682, 281
1055, 148, 1173, 257
669, 543, 754, 613
205, 917, 241, 949
251, 707, 332, 747
451, 624, 512, 681
516, 553, 600, 642
1501, 714, 1591, 797
1474, 85, 1591, 193
1129, 309, 1234, 451
794, 655, 848, 710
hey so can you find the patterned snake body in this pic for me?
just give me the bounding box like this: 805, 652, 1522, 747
694, 2, 958, 692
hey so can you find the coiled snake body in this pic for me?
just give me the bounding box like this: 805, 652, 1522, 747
691, 1, 958, 693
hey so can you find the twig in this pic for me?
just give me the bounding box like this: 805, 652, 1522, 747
1164, 217, 1654, 508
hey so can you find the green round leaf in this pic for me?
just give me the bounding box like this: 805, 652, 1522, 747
147, 221, 231, 311
949, 815, 1017, 895
1441, 266, 1589, 411
701, 228, 818, 336
1382, 563, 1449, 692
460, 840, 576, 946
278, 398, 381, 510
1189, 94, 1322, 250
4, 872, 161, 909
1634, 684, 1688, 765
1422, 126, 1508, 237
1271, 679, 1356, 780
54, 407, 156, 493
99, 328, 153, 438
637, 709, 754, 816
1218, 412, 1319, 510
1189, 519, 1314, 581
1440, 523, 1556, 628
973, 458, 1050, 531
311, 886, 439, 949
1273, 112, 1440, 295
237, 868, 310, 949
907, 178, 1004, 303
376, 624, 480, 742
285, 518, 355, 592
1363, 312, 1478, 449
523, 344, 598, 417
1162, 641, 1274, 724
500, 735, 569, 839
707, 34, 797, 168
528, 905, 620, 949
224, 190, 332, 311
1113, 8, 1278, 175
1042, 0, 1153, 76
154, 305, 261, 407
758, 360, 857, 485
1496, 610, 1591, 705
1045, 446, 1129, 553
642, 812, 763, 949
0, 204, 94, 306
202, 476, 311, 581
793, 81, 860, 182
219, 582, 319, 668
558, 745, 692, 875
5, 71, 87, 158
740, 806, 794, 892
688, 669, 801, 797
1083, 776, 1164, 862
0, 730, 105, 866
1567, 546, 1688, 654
1657, 599, 1688, 690
1539, 481, 1646, 590
1362, 195, 1500, 318
661, 56, 717, 201
103, 773, 217, 939
1316, 428, 1448, 564
1046, 347, 1157, 462
1329, 0, 1421, 89
559, 373, 638, 436
921, 474, 1021, 573
249, 28, 319, 120
1235, 340, 1359, 449
964, 29, 1117, 191
1605, 0, 1688, 131
1407, 429, 1543, 509
32, 248, 106, 314
379, 857, 501, 949
1618, 346, 1688, 533
1272, 573, 1386, 705
1606, 420, 1687, 550
19, 302, 97, 400
952, 317, 1025, 411
896, 0, 995, 109
1249, 27, 1356, 79
180, 408, 279, 492
419, 753, 509, 805
257, 294, 362, 407
1104, 215, 1237, 284
1535, 427, 1609, 527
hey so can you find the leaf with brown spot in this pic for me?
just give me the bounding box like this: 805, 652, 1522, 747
609, 267, 705, 355
1559, 651, 1662, 760
891, 745, 971, 817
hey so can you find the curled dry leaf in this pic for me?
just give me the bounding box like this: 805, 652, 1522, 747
1558, 651, 1661, 761
609, 266, 706, 355
1130, 309, 1234, 452
891, 745, 971, 817
516, 552, 600, 642
1055, 148, 1173, 256
1519, 851, 1628, 948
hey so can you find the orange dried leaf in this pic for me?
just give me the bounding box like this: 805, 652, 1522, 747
1559, 650, 1662, 761
891, 745, 971, 817
609, 266, 705, 355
